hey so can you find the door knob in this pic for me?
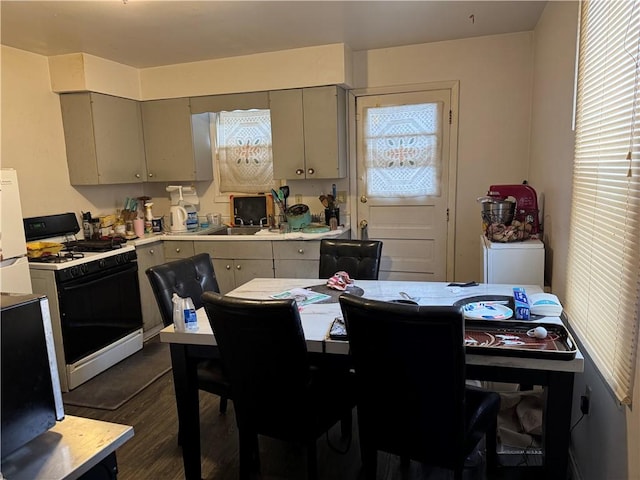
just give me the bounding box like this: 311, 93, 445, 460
360, 220, 369, 240
360, 195, 368, 203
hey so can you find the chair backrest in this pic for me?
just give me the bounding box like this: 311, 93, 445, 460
338, 293, 466, 467
146, 253, 220, 327
318, 239, 383, 280
201, 292, 312, 437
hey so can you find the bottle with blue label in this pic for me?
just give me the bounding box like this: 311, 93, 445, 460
183, 296, 198, 331
185, 205, 198, 231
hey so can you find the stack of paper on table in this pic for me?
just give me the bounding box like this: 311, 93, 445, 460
270, 288, 330, 306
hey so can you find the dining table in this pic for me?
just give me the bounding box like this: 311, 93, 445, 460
160, 278, 584, 480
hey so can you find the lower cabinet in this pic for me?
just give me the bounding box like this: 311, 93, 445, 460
135, 241, 166, 340
273, 241, 321, 278
194, 241, 274, 294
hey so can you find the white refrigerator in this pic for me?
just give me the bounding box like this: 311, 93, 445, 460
481, 235, 545, 287
0, 169, 32, 294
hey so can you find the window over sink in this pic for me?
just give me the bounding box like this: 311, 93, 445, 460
213, 109, 275, 194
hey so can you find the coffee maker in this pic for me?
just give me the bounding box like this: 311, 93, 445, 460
486, 183, 541, 235
167, 185, 199, 233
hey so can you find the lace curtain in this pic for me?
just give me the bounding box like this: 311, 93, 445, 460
364, 102, 443, 198
216, 109, 274, 193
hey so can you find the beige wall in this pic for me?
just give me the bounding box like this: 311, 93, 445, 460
0, 46, 144, 218
140, 43, 352, 99
529, 2, 577, 302
353, 32, 534, 281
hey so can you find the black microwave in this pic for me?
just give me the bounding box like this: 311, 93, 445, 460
1, 293, 64, 459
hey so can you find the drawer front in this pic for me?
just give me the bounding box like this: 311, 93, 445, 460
195, 240, 273, 260
272, 241, 320, 260
163, 240, 195, 259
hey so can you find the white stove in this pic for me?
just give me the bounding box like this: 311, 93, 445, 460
25, 213, 143, 392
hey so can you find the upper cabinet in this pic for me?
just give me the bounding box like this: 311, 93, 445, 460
60, 92, 147, 185
141, 98, 213, 183
270, 86, 347, 180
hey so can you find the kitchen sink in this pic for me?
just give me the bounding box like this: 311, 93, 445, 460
208, 226, 264, 236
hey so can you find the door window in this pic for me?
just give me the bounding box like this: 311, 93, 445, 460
364, 102, 443, 198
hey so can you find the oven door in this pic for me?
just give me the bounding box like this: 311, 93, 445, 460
57, 261, 143, 364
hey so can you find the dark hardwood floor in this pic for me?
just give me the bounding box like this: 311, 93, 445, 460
65, 369, 545, 480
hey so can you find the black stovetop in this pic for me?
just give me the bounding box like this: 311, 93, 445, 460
63, 238, 125, 252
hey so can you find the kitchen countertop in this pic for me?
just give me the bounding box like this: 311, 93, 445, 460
129, 226, 350, 246
1, 415, 134, 480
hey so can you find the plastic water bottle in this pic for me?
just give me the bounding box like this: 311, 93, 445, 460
183, 297, 198, 331
172, 293, 185, 332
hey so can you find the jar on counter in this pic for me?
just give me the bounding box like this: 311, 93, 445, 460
91, 219, 101, 239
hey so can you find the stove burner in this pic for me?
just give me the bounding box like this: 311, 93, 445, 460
63, 251, 85, 260
63, 238, 124, 253
28, 251, 85, 263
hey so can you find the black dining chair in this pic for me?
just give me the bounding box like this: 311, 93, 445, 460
318, 238, 383, 280
145, 253, 230, 416
201, 291, 356, 480
339, 294, 501, 480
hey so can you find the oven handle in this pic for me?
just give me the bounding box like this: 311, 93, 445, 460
58, 261, 138, 290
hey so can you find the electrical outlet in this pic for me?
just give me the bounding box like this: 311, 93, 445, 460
336, 191, 346, 204
295, 194, 303, 204
581, 385, 592, 415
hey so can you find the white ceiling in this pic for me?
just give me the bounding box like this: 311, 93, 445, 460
1, 1, 547, 68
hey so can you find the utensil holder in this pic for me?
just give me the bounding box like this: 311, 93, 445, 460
324, 208, 339, 226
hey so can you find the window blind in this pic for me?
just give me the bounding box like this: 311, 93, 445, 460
566, 0, 640, 405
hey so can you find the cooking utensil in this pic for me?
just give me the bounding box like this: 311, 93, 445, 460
271, 189, 286, 214
319, 195, 329, 208
279, 186, 290, 210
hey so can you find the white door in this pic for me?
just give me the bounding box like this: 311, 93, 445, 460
355, 85, 458, 281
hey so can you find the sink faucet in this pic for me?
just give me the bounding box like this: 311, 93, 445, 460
259, 217, 268, 227
235, 217, 244, 225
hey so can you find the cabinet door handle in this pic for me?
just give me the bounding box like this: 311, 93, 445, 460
135, 173, 141, 179
175, 248, 181, 253
149, 249, 154, 254
148, 173, 154, 178
236, 265, 241, 270
295, 169, 304, 176
226, 264, 231, 270
298, 249, 304, 254
307, 168, 315, 175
